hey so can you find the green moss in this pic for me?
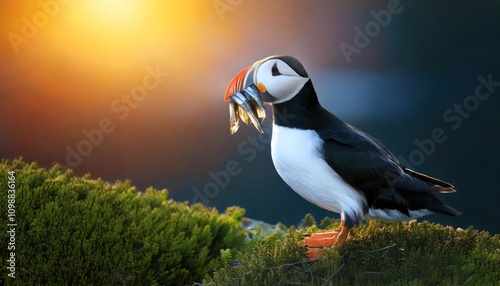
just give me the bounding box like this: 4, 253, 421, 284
206, 215, 500, 285
2, 158, 498, 285
0, 158, 246, 285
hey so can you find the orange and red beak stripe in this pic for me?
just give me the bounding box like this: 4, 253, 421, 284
224, 66, 253, 102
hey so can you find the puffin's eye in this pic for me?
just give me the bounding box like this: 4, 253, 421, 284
271, 62, 281, 76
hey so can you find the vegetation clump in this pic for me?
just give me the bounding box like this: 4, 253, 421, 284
207, 217, 500, 285
0, 158, 246, 285
1, 158, 499, 285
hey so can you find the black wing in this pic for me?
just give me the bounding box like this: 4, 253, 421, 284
318, 124, 454, 192
317, 121, 460, 216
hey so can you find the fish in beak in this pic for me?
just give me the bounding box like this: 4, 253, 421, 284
224, 66, 266, 134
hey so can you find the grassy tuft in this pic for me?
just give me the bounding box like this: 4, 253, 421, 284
0, 158, 246, 285
2, 158, 498, 285
206, 217, 500, 285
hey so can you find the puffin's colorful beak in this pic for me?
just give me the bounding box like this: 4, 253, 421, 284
224, 66, 266, 134
224, 66, 254, 102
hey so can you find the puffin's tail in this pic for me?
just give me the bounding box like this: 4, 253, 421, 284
404, 168, 456, 193
403, 191, 461, 217
401, 168, 461, 217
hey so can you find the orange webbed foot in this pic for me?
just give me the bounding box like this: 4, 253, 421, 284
305, 248, 324, 260
301, 223, 351, 260
301, 230, 341, 247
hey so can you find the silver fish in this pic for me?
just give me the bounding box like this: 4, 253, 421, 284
227, 84, 266, 134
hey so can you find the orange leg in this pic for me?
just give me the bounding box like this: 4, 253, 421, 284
301, 218, 351, 260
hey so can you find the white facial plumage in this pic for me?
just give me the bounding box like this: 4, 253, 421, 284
253, 59, 309, 104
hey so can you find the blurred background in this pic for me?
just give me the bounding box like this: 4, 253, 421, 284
1, 1, 499, 233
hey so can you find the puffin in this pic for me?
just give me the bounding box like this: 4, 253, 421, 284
223, 55, 460, 259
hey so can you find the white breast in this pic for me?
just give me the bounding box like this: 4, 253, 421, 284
270, 124, 366, 220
